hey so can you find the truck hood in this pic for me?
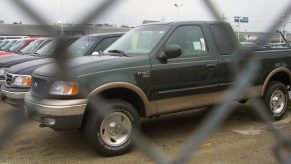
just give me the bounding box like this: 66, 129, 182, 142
0, 54, 40, 68
33, 55, 150, 78
0, 51, 13, 55
0, 53, 18, 58
7, 58, 54, 75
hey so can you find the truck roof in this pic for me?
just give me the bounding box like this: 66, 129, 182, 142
86, 32, 125, 37
141, 21, 226, 26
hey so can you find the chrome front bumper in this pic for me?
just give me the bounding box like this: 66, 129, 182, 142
24, 92, 88, 117
0, 80, 4, 86
1, 88, 27, 99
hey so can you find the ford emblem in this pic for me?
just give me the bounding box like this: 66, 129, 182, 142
34, 82, 38, 88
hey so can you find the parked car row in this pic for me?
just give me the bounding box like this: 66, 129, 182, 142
1, 33, 123, 106
1, 21, 291, 157
0, 33, 123, 87
0, 38, 37, 55
0, 35, 29, 40
0, 37, 50, 56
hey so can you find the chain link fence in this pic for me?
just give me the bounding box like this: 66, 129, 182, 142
1, 0, 291, 163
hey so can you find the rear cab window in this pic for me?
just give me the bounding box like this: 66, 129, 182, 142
209, 24, 235, 55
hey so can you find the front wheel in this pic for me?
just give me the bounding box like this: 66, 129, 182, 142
264, 81, 289, 120
84, 99, 140, 156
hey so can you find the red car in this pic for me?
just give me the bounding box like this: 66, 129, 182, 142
0, 38, 37, 55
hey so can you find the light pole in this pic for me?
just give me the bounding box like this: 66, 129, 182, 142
283, 22, 291, 41
59, 0, 63, 36
283, 23, 287, 40
174, 2, 183, 20
57, 21, 63, 36
234, 16, 248, 42
237, 19, 240, 42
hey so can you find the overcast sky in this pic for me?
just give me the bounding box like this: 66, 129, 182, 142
0, 0, 291, 32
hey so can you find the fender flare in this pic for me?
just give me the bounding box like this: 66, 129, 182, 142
87, 82, 157, 117
261, 67, 291, 96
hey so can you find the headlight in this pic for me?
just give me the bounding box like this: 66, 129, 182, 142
12, 75, 32, 87
0, 68, 6, 76
49, 81, 79, 96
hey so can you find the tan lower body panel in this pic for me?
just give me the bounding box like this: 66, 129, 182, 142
156, 92, 221, 115
154, 85, 262, 115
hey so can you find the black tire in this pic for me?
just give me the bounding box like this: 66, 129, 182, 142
238, 99, 248, 104
263, 81, 289, 120
84, 99, 140, 156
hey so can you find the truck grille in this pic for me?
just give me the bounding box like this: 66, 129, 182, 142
0, 75, 4, 81
5, 73, 13, 87
31, 76, 50, 98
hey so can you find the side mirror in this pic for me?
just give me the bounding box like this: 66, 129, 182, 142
92, 52, 100, 56
157, 44, 182, 60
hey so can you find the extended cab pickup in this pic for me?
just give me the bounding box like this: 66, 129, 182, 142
25, 21, 291, 156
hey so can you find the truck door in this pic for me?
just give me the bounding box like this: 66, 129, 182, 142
209, 24, 239, 90
150, 25, 220, 114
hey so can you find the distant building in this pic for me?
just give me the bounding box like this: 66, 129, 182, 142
0, 24, 130, 37
121, 25, 129, 28
95, 23, 117, 28
142, 20, 161, 24
13, 21, 22, 24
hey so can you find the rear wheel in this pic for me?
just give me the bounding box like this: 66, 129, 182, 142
263, 81, 289, 120
84, 99, 140, 156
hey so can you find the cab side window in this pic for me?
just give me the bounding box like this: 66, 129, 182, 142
166, 25, 207, 57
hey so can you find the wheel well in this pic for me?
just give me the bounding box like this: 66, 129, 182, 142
268, 72, 290, 89
98, 88, 146, 117
81, 87, 147, 130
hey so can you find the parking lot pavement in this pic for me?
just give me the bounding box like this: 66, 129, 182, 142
0, 101, 290, 163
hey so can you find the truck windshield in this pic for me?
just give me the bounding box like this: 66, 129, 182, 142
104, 25, 169, 54
35, 38, 78, 57
1, 40, 17, 51
35, 40, 56, 56
67, 37, 95, 57
20, 40, 44, 54
9, 40, 26, 52
0, 40, 9, 49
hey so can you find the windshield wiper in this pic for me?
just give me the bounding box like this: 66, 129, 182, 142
31, 52, 42, 56
99, 50, 105, 56
107, 49, 129, 57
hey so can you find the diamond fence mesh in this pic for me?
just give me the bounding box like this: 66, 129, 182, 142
1, 0, 291, 163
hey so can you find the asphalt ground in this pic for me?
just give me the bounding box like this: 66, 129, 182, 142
0, 101, 291, 163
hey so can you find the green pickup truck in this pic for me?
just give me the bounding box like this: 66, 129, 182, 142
24, 21, 291, 156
